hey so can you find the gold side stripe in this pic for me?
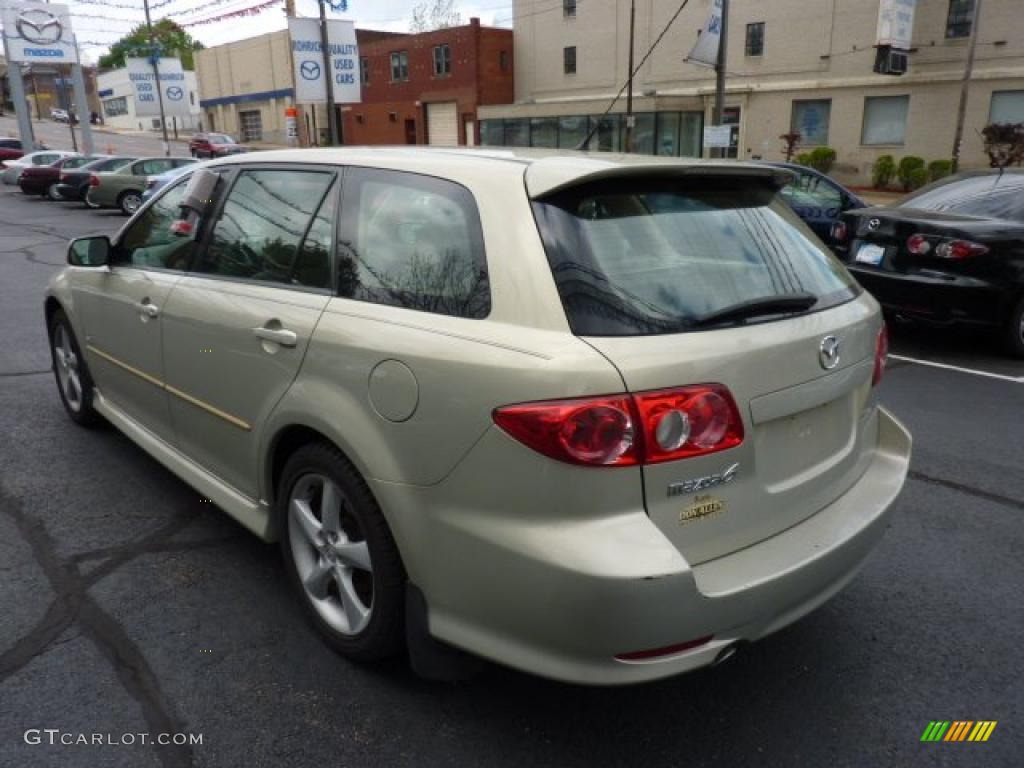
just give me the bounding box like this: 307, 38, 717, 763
87, 344, 164, 388
165, 383, 251, 430
86, 344, 251, 432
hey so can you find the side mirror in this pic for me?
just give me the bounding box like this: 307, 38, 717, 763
68, 236, 111, 267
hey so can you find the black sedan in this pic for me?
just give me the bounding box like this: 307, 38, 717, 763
763, 162, 866, 252
54, 155, 136, 206
839, 170, 1024, 357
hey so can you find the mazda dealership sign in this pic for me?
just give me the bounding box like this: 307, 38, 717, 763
1, 1, 75, 64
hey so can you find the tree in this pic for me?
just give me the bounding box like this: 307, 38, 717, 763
98, 20, 204, 71
779, 132, 801, 163
410, 0, 462, 33
981, 123, 1024, 169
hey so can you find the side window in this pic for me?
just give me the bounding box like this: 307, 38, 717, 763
291, 183, 337, 290
339, 168, 490, 319
781, 172, 842, 209
115, 180, 193, 271
196, 169, 335, 285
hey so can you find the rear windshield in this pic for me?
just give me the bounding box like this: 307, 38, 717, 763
898, 173, 1024, 221
531, 177, 858, 336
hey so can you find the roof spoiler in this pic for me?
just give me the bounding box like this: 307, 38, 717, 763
527, 161, 797, 199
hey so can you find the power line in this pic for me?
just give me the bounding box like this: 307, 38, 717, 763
579, 0, 693, 149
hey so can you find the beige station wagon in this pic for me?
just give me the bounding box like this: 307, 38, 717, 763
45, 148, 911, 684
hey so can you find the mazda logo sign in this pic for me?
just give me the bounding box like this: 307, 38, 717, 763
300, 60, 321, 80
166, 86, 184, 101
819, 335, 841, 370
16, 9, 63, 46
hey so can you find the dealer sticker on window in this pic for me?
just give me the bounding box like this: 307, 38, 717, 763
855, 243, 885, 265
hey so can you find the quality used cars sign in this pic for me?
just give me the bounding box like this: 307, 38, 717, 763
125, 57, 191, 118
0, 1, 75, 63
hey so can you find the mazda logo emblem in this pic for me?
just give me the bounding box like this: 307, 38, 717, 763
166, 86, 184, 101
819, 335, 841, 370
300, 60, 321, 80
16, 9, 63, 46
867, 218, 881, 231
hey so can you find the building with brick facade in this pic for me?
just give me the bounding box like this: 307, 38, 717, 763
341, 18, 513, 147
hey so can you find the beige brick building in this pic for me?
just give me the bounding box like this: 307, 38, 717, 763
478, 0, 1024, 183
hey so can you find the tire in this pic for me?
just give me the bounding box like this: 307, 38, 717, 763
118, 190, 142, 216
48, 309, 102, 427
83, 192, 101, 210
1004, 296, 1024, 358
278, 442, 406, 662
44, 183, 64, 201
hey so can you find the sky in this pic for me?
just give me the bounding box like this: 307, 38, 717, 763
35, 0, 516, 63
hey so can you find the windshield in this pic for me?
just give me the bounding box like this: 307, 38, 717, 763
898, 173, 1024, 221
209, 134, 235, 144
532, 177, 858, 336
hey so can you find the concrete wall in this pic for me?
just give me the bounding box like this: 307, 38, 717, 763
490, 0, 1024, 181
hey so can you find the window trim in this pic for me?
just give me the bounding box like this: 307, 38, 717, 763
945, 0, 975, 39
186, 163, 341, 295
860, 94, 910, 147
336, 166, 492, 320
745, 22, 765, 57
432, 43, 451, 77
390, 50, 409, 82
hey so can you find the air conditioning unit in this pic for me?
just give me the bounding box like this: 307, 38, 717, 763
874, 46, 909, 76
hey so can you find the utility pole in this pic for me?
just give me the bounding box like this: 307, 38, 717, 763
143, 0, 171, 156
60, 65, 78, 152
624, 0, 636, 153
713, 0, 729, 158
951, 0, 982, 173
318, 0, 339, 145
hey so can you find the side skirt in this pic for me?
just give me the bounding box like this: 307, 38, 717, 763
93, 389, 274, 540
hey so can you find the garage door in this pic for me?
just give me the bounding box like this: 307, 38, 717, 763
426, 102, 459, 146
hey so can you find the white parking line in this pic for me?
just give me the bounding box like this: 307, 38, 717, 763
889, 354, 1024, 383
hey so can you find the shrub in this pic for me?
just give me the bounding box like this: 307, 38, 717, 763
907, 166, 929, 191
795, 152, 813, 167
872, 155, 896, 189
897, 156, 926, 191
927, 159, 953, 182
806, 146, 837, 174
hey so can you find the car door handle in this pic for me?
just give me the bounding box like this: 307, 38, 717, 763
252, 326, 298, 347
139, 300, 159, 319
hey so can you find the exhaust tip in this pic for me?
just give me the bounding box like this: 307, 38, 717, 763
712, 643, 739, 667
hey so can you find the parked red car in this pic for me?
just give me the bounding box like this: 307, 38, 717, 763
18, 155, 96, 199
188, 132, 248, 158
0, 137, 24, 162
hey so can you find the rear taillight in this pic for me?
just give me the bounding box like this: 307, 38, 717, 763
906, 234, 931, 255
936, 239, 988, 259
493, 384, 744, 467
830, 220, 848, 242
872, 324, 889, 387
88, 174, 100, 187
907, 233, 987, 259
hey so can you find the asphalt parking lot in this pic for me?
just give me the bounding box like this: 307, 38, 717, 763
0, 182, 1021, 768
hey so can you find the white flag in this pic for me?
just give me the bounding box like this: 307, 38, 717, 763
687, 0, 723, 69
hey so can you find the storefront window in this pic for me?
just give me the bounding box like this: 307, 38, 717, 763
628, 113, 655, 154
558, 115, 589, 148
530, 117, 558, 148
680, 112, 703, 157
504, 118, 529, 147
480, 120, 504, 146
791, 100, 831, 146
588, 114, 621, 152
656, 112, 680, 156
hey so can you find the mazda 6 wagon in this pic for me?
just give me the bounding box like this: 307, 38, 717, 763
45, 148, 911, 684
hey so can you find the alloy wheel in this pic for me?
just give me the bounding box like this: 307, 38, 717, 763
53, 324, 82, 412
288, 473, 374, 636
122, 192, 142, 214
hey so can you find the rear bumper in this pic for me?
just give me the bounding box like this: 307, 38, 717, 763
55, 183, 84, 199
376, 407, 911, 685
850, 265, 1011, 327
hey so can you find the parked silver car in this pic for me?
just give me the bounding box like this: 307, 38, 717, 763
45, 148, 910, 684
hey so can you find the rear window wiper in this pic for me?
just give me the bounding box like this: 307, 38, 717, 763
690, 293, 819, 328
